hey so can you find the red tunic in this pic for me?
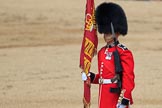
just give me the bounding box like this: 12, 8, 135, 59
92, 43, 135, 108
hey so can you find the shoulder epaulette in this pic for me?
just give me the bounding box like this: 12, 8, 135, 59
118, 44, 128, 50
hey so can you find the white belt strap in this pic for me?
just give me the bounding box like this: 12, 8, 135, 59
99, 78, 117, 84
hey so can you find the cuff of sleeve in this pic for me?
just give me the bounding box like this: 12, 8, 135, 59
121, 98, 129, 106
89, 72, 95, 82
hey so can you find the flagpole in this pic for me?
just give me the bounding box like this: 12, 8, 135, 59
79, 0, 98, 108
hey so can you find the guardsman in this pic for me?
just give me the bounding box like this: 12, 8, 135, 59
82, 2, 135, 108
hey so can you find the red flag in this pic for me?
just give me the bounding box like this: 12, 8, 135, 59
79, 0, 98, 108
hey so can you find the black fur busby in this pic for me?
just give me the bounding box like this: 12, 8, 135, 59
95, 2, 128, 36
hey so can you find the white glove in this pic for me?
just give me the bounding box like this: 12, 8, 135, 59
82, 72, 87, 81
116, 103, 126, 108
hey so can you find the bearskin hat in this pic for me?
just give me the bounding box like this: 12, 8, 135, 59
95, 2, 128, 36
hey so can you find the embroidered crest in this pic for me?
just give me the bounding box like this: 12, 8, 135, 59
105, 52, 113, 60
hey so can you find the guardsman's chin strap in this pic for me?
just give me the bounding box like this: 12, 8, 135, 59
106, 41, 120, 48
110, 22, 123, 94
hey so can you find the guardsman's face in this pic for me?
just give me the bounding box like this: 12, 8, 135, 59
104, 34, 114, 44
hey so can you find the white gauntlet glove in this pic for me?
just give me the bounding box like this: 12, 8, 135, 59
81, 72, 91, 81
81, 72, 87, 81
116, 103, 126, 108
81, 72, 96, 83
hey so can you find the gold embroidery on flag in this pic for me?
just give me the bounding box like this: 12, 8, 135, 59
85, 8, 96, 31
84, 57, 91, 74
84, 37, 95, 58
85, 14, 93, 31
92, 7, 96, 29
